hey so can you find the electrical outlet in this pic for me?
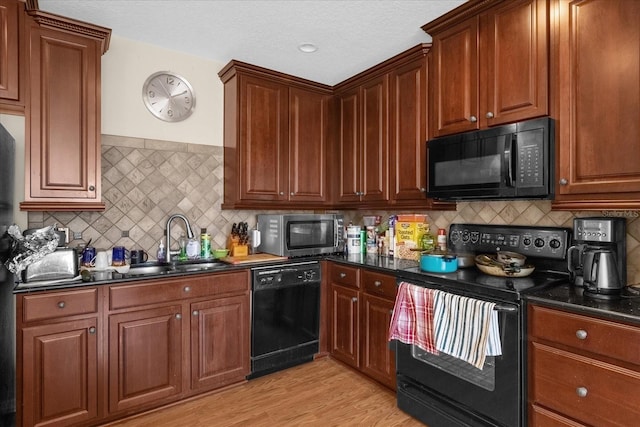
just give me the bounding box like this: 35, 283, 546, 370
73, 231, 82, 240
121, 230, 129, 238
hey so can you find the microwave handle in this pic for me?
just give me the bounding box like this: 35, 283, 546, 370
504, 134, 516, 187
334, 219, 340, 247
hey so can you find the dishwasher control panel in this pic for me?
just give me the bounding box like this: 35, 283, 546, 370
252, 261, 321, 291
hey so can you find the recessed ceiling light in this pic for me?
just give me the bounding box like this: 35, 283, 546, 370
298, 43, 318, 53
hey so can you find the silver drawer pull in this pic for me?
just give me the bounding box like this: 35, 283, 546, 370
183, 286, 191, 292
175, 313, 182, 320
192, 310, 199, 316
576, 387, 588, 398
340, 273, 346, 278
351, 297, 357, 302
57, 301, 65, 309
374, 281, 382, 287
89, 327, 96, 334
576, 329, 588, 340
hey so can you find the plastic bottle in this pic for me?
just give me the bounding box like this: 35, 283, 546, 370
200, 228, 212, 259
186, 236, 200, 260
178, 233, 188, 261
437, 229, 447, 252
156, 239, 166, 262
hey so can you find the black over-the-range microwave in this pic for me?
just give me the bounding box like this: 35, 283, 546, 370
427, 117, 554, 201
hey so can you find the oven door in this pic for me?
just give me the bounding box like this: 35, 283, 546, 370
396, 301, 522, 427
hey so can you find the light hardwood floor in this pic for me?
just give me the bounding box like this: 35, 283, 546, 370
107, 357, 425, 426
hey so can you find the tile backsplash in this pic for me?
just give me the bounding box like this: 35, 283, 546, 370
27, 135, 639, 284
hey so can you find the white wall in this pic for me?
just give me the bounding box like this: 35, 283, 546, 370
0, 114, 27, 229
101, 35, 226, 146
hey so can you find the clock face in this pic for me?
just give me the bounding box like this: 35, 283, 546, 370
142, 72, 195, 122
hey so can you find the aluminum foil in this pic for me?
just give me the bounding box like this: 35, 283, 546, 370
5, 225, 60, 275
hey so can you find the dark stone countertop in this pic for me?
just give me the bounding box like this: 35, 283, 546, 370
525, 283, 640, 326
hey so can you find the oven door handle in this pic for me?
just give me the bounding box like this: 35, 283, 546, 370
494, 304, 518, 313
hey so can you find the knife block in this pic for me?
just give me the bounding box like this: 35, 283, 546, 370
231, 244, 248, 257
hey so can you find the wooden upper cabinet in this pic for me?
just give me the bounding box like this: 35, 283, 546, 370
219, 61, 332, 209
552, 0, 640, 210
288, 87, 329, 202
336, 74, 389, 205
20, 10, 110, 211
425, 0, 548, 138
0, 0, 21, 107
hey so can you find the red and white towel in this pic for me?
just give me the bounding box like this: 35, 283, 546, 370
388, 282, 502, 369
388, 282, 438, 354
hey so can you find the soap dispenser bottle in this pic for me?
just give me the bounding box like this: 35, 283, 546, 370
157, 239, 166, 262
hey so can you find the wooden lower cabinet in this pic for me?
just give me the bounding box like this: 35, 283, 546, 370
329, 263, 397, 389
17, 270, 251, 426
17, 288, 101, 427
108, 305, 183, 413
528, 304, 640, 426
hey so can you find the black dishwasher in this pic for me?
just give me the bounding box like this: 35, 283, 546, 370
249, 261, 320, 379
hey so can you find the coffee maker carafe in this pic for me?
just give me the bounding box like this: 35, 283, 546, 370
567, 217, 626, 299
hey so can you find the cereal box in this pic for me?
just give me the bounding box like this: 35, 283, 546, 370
394, 214, 430, 260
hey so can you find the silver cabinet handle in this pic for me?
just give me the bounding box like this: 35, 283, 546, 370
89, 327, 96, 334
559, 178, 568, 185
89, 185, 95, 191
374, 281, 382, 287
290, 192, 294, 196
486, 112, 494, 119
175, 313, 182, 320
576, 329, 588, 340
57, 301, 65, 309
351, 297, 358, 302
192, 310, 199, 316
469, 115, 477, 123
183, 286, 191, 292
576, 387, 588, 397
340, 273, 346, 278
420, 187, 426, 192
279, 191, 284, 195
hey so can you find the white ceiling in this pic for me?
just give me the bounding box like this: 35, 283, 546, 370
38, 0, 465, 86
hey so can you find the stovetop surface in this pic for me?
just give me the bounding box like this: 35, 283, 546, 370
396, 223, 573, 303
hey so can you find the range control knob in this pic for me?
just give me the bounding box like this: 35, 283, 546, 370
523, 237, 532, 246
534, 238, 545, 248
549, 239, 562, 249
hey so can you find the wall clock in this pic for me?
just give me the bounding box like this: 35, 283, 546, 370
142, 71, 195, 122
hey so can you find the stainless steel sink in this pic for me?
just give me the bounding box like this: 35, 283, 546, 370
128, 261, 225, 276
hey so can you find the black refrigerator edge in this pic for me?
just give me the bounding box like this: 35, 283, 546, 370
0, 122, 16, 419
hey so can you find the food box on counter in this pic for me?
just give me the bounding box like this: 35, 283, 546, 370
394, 214, 430, 260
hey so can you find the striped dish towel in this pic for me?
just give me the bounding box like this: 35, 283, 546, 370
388, 282, 438, 354
433, 291, 502, 369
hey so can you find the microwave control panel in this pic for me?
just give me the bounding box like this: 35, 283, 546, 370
517, 129, 544, 187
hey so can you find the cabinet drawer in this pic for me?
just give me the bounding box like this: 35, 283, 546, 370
529, 404, 587, 427
362, 270, 396, 300
529, 305, 640, 366
22, 288, 98, 323
330, 264, 360, 288
529, 342, 640, 427
110, 271, 250, 310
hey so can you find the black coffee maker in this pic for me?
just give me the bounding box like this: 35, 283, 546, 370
567, 217, 626, 299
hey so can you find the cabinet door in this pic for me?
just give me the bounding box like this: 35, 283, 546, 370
555, 0, 640, 202
390, 58, 428, 202
239, 75, 288, 201
430, 16, 480, 137
0, 0, 19, 101
108, 305, 183, 413
23, 23, 102, 208
360, 75, 389, 202
330, 283, 359, 367
21, 319, 99, 427
361, 293, 396, 390
337, 87, 361, 203
190, 294, 250, 391
481, 0, 548, 127
288, 87, 329, 202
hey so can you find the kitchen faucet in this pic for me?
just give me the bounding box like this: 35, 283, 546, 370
165, 214, 195, 262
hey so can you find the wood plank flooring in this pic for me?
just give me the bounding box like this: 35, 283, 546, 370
107, 357, 425, 426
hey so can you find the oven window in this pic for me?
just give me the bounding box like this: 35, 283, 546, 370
287, 220, 334, 249
411, 345, 496, 391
